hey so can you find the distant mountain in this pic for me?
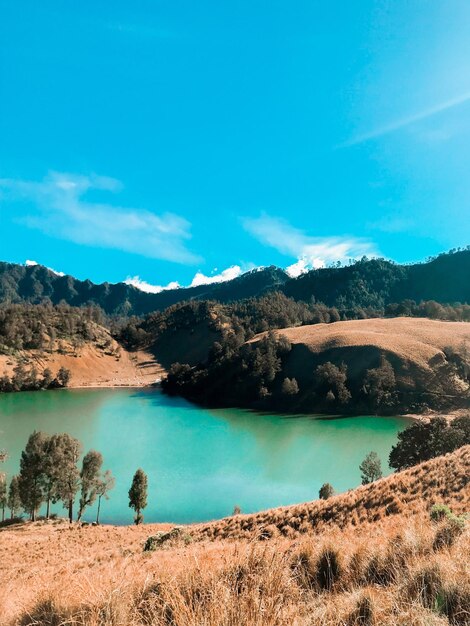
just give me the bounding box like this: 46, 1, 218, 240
0, 248, 469, 315
0, 262, 289, 315
281, 249, 470, 308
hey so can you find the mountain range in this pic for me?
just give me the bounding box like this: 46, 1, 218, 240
0, 248, 469, 315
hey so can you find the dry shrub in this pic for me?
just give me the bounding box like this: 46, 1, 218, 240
348, 592, 375, 626
442, 583, 470, 625
407, 562, 444, 610
316, 546, 343, 591
433, 517, 466, 550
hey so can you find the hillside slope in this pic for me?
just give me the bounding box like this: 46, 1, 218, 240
195, 444, 470, 540
165, 316, 470, 414
1, 447, 468, 625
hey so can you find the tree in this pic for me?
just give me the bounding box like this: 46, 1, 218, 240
54, 433, 82, 523
363, 356, 396, 412
389, 416, 470, 471
128, 469, 148, 525
41, 368, 54, 389
0, 475, 6, 522
56, 366, 72, 387
8, 476, 21, 519
359, 451, 382, 485
281, 377, 299, 396
319, 483, 335, 500
315, 362, 351, 404
18, 431, 47, 521
41, 434, 69, 519
95, 470, 115, 525
77, 450, 103, 521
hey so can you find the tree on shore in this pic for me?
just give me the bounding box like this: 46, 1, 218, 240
8, 476, 21, 518
95, 470, 115, 524
18, 431, 47, 521
56, 366, 72, 388
41, 434, 65, 519
77, 450, 103, 522
0, 447, 5, 522
55, 434, 82, 523
359, 451, 382, 485
0, 476, 6, 522
129, 469, 148, 525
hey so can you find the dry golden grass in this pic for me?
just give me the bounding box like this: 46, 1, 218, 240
0, 447, 468, 626
267, 318, 470, 372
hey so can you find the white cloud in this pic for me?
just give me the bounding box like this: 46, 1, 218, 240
1, 172, 201, 265
124, 276, 180, 294
190, 265, 242, 287
244, 215, 377, 277
124, 264, 243, 294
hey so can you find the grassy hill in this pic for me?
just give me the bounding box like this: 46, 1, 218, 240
1, 446, 468, 625
163, 317, 470, 414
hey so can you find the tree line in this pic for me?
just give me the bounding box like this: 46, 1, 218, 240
0, 432, 150, 525
0, 363, 71, 393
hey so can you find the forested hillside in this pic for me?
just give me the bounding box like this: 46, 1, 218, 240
1, 248, 469, 315
0, 262, 288, 315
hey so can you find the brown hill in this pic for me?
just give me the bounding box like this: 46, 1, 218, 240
1, 447, 468, 625
252, 317, 470, 411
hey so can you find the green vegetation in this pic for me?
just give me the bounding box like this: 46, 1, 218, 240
318, 483, 334, 500
2, 432, 115, 523
389, 415, 470, 470
128, 468, 148, 525
359, 451, 383, 484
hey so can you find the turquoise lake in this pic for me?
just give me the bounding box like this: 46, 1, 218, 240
0, 388, 409, 524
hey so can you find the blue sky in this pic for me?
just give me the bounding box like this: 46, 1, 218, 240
1, 1, 470, 291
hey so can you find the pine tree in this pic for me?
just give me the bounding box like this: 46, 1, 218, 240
95, 470, 115, 524
8, 476, 21, 519
18, 431, 47, 521
0, 475, 6, 522
54, 433, 82, 523
128, 469, 148, 525
77, 450, 103, 521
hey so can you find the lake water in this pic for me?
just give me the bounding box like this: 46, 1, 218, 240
0, 388, 409, 524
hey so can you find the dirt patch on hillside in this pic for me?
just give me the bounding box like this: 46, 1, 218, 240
0, 343, 164, 389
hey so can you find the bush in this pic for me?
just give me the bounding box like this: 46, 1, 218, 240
430, 503, 453, 522
143, 527, 184, 551
433, 516, 466, 550
407, 563, 444, 610
316, 546, 343, 591
319, 483, 335, 500
348, 593, 375, 626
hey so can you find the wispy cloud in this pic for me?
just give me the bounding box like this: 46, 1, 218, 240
342, 90, 470, 147
124, 264, 243, 293
0, 172, 201, 264
243, 214, 377, 277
